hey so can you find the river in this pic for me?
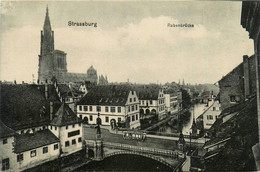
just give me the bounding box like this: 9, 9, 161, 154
75, 154, 172, 171
155, 103, 207, 135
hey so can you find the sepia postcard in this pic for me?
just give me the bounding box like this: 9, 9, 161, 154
0, 1, 260, 171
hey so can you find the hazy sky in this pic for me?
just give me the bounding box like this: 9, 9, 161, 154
0, 1, 254, 84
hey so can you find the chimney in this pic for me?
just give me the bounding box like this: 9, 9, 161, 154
243, 55, 250, 99
45, 80, 48, 99
50, 102, 53, 121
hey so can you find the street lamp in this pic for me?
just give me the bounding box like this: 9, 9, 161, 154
96, 104, 101, 138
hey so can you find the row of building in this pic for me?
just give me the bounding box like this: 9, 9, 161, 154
0, 83, 83, 171
76, 84, 182, 129
191, 53, 260, 170
0, 81, 183, 171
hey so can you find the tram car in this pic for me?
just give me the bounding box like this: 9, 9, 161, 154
123, 131, 147, 141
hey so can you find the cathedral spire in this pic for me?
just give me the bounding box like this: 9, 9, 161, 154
44, 6, 51, 32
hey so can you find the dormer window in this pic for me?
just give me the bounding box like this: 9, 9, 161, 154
3, 139, 7, 144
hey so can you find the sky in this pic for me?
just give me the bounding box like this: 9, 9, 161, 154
0, 1, 254, 84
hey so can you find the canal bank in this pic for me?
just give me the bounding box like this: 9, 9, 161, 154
152, 103, 207, 135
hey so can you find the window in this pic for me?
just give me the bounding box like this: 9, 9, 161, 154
78, 137, 82, 142
43, 147, 48, 154
106, 117, 109, 123
105, 107, 109, 112
136, 114, 138, 120
17, 154, 23, 162
134, 98, 136, 102
72, 124, 75, 128
132, 91, 134, 95
21, 130, 24, 134
235, 96, 241, 102
132, 115, 135, 122
212, 107, 216, 111
54, 144, 59, 150
72, 139, 76, 145
130, 98, 132, 102
80, 115, 82, 119
136, 105, 138, 110
30, 150, 36, 157
2, 158, 9, 171
97, 106, 101, 112
207, 115, 213, 120
68, 130, 80, 137
79, 106, 82, 111
3, 139, 7, 144
50, 126, 52, 130
79, 123, 81, 126
43, 126, 46, 130
230, 96, 236, 102
150, 100, 153, 105
55, 126, 57, 130
118, 107, 121, 113
131, 105, 134, 111
118, 117, 121, 122
65, 141, 70, 147
142, 101, 144, 105
111, 107, 115, 113
89, 106, 92, 111
66, 126, 68, 130
128, 106, 130, 112
90, 115, 93, 121
84, 106, 88, 111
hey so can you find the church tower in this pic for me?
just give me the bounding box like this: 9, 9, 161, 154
38, 7, 55, 83
38, 7, 67, 83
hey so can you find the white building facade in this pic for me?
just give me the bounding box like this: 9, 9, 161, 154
77, 85, 141, 129
203, 99, 222, 130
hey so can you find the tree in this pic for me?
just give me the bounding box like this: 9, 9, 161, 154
181, 88, 191, 109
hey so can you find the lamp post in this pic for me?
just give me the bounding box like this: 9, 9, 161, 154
96, 104, 101, 139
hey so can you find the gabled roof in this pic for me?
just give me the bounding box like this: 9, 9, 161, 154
78, 85, 133, 106
0, 84, 61, 130
205, 96, 257, 147
218, 63, 243, 84
132, 84, 162, 100
50, 103, 81, 126
0, 120, 15, 139
14, 129, 59, 153
60, 73, 88, 83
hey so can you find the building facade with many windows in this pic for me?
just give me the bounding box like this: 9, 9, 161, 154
135, 85, 166, 120
77, 85, 140, 129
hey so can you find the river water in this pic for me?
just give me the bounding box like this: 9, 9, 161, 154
155, 103, 207, 135
75, 154, 172, 171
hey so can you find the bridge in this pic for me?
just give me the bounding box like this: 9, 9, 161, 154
83, 125, 205, 171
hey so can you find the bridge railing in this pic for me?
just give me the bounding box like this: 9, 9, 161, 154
103, 141, 178, 158
145, 131, 200, 139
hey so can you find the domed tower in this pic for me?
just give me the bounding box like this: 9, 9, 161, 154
86, 65, 98, 85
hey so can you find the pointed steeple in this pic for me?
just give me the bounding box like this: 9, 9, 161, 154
44, 6, 51, 32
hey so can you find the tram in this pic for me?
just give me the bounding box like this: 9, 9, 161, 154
123, 131, 147, 141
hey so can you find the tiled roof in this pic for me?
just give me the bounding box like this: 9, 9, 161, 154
14, 129, 59, 153
218, 63, 243, 83
0, 120, 15, 139
132, 84, 162, 100
50, 103, 82, 126
0, 84, 61, 130
205, 96, 257, 147
78, 85, 133, 106
59, 73, 88, 83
